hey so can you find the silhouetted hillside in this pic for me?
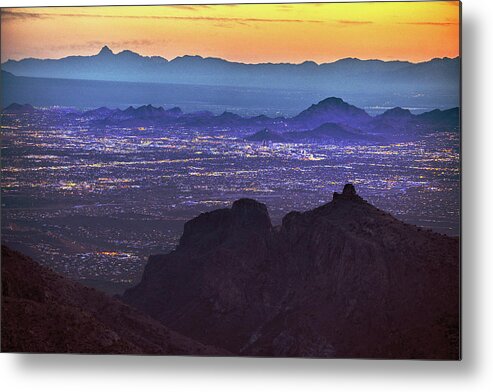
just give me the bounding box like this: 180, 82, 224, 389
123, 184, 460, 359
291, 97, 372, 129
2, 103, 36, 114
245, 129, 286, 142
284, 122, 373, 142
1, 246, 227, 355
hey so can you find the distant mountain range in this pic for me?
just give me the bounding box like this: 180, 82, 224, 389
0, 47, 460, 115
122, 184, 459, 358
2, 46, 459, 94
3, 96, 460, 142
1, 47, 460, 114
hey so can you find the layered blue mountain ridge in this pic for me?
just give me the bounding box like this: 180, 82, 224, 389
1, 46, 459, 114
3, 96, 460, 143
2, 46, 459, 90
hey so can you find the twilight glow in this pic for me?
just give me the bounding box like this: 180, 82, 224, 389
1, 1, 459, 63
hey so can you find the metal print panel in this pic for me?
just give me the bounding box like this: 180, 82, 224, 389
0, 1, 461, 359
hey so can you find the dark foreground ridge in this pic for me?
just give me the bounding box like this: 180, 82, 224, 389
1, 185, 459, 358
1, 246, 227, 355
123, 184, 460, 359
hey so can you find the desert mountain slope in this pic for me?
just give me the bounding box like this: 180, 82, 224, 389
123, 185, 460, 359
1, 246, 227, 355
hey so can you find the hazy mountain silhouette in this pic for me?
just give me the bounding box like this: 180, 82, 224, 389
2, 47, 459, 96
1, 246, 227, 355
284, 122, 375, 142
81, 97, 459, 140
377, 107, 414, 120
367, 106, 460, 136
245, 129, 286, 143
244, 122, 374, 143
2, 103, 37, 114
417, 107, 460, 129
122, 184, 460, 359
2, 96, 460, 142
291, 97, 372, 129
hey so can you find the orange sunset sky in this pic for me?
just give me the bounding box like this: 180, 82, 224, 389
1, 1, 460, 64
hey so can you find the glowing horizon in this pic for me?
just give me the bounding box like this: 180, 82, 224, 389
2, 43, 461, 66
1, 2, 460, 64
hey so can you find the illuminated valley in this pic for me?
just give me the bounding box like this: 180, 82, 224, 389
1, 109, 460, 293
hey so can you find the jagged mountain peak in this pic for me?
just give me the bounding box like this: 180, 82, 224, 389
284, 183, 391, 232
332, 182, 361, 200
98, 45, 114, 56
122, 184, 459, 358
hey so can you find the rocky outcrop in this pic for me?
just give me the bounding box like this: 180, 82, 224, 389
332, 182, 362, 200
178, 198, 272, 251
1, 246, 227, 355
123, 185, 460, 359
